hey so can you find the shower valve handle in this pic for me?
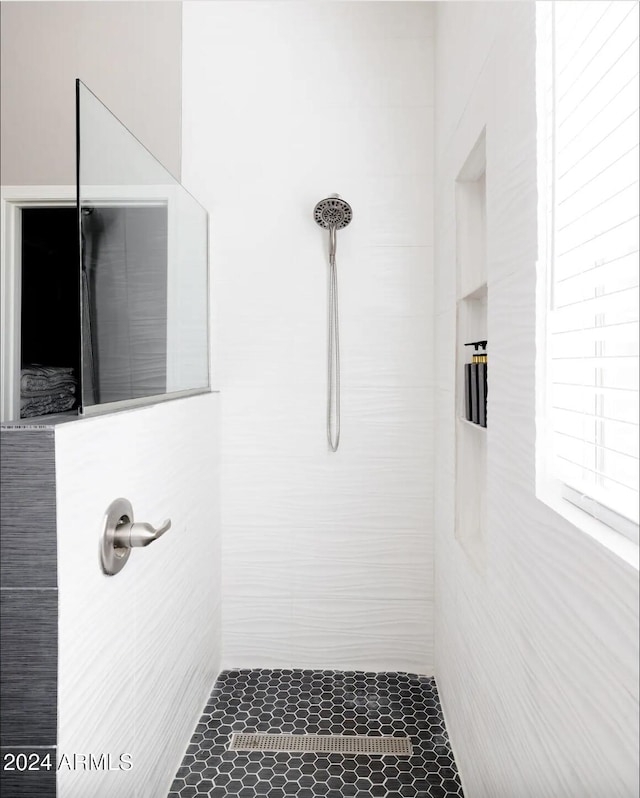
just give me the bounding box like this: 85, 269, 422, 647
101, 498, 173, 576
113, 518, 172, 548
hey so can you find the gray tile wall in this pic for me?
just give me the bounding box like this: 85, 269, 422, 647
0, 748, 57, 798
0, 590, 58, 745
0, 429, 57, 798
0, 430, 57, 588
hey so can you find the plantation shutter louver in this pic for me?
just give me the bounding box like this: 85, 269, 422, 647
549, 1, 639, 533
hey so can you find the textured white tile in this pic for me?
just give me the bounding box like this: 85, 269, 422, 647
222, 455, 432, 532
222, 597, 293, 669
434, 1, 505, 153
215, 256, 433, 391
487, 267, 537, 492
223, 524, 432, 603
185, 37, 298, 113
221, 384, 432, 460
289, 37, 434, 109
55, 394, 221, 798
339, 247, 433, 320
291, 106, 434, 179
289, 598, 432, 673
222, 527, 295, 600
434, 309, 456, 392
350, 175, 434, 247
434, 4, 640, 796
206, 185, 333, 255
218, 314, 326, 389
290, 526, 432, 601
340, 385, 433, 459
198, 36, 433, 111
204, 174, 432, 256
184, 2, 435, 677
186, 52, 434, 181
219, 385, 325, 455
340, 313, 433, 387
222, 596, 432, 674
213, 242, 326, 325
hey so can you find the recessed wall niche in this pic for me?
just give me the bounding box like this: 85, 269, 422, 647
455, 130, 487, 572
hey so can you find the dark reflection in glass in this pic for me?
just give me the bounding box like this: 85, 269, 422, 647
82, 205, 168, 404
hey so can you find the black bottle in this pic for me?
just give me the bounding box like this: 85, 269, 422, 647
464, 341, 488, 426
464, 362, 473, 421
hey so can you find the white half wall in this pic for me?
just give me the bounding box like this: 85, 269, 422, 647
433, 3, 639, 797
182, 1, 435, 674
55, 394, 221, 798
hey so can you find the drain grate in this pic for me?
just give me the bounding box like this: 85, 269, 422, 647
229, 733, 413, 756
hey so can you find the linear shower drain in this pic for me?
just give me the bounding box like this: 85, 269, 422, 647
229, 733, 413, 756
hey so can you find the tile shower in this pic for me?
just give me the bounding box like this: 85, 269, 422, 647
1, 2, 638, 798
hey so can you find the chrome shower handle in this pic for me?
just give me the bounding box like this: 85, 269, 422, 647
100, 498, 172, 575
113, 518, 172, 548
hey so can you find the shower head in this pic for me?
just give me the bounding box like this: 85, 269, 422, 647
314, 196, 353, 230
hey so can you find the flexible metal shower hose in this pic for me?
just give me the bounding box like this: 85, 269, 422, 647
327, 254, 340, 451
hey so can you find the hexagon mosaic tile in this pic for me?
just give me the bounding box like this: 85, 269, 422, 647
169, 670, 464, 798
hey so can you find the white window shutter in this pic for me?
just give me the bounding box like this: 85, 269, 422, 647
549, 1, 639, 530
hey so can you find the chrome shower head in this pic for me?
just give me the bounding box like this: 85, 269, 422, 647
314, 195, 352, 266
314, 196, 353, 230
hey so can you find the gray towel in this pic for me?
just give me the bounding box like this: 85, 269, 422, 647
21, 365, 77, 396
21, 365, 74, 377
21, 376, 77, 396
20, 393, 76, 419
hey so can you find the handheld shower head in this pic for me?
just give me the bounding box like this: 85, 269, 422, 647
314, 196, 353, 231
314, 195, 352, 264
314, 195, 351, 452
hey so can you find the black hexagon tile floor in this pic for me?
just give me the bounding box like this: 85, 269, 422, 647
168, 669, 464, 798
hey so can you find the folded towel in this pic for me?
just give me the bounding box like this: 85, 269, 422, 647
21, 375, 77, 396
21, 365, 74, 378
20, 393, 76, 419
21, 365, 77, 396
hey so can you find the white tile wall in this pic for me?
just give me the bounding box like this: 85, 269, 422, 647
183, 1, 434, 674
222, 596, 431, 674
433, 3, 639, 797
55, 394, 221, 798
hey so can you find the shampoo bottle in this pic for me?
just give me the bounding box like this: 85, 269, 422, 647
464, 341, 488, 426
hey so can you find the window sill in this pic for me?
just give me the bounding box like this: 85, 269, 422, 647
537, 477, 639, 571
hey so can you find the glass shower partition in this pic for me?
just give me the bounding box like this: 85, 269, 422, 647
76, 80, 209, 413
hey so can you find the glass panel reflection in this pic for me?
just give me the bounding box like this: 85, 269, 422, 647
77, 80, 209, 410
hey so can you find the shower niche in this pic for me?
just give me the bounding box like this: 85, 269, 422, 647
1, 80, 210, 422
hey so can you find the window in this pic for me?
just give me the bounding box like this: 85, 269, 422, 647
539, 1, 639, 542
